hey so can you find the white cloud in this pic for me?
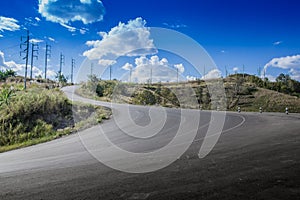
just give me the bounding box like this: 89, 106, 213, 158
24, 17, 40, 27
186, 75, 197, 81
0, 16, 20, 32
163, 22, 187, 29
0, 34, 3, 38
83, 17, 157, 61
174, 63, 185, 73
98, 59, 116, 66
60, 23, 76, 32
264, 54, 300, 81
80, 0, 92, 4
233, 67, 239, 72
0, 51, 55, 79
30, 38, 44, 43
38, 0, 105, 25
273, 41, 282, 46
48, 37, 55, 42
80, 28, 89, 34
122, 56, 185, 83
122, 63, 133, 71
265, 74, 277, 82
289, 68, 300, 80
202, 69, 222, 80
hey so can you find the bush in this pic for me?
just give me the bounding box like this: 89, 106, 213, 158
133, 90, 156, 105
0, 88, 71, 146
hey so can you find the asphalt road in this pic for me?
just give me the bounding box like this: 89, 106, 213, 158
0, 86, 299, 200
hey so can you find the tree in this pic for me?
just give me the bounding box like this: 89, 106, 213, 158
5, 69, 16, 77
56, 73, 68, 85
0, 69, 16, 81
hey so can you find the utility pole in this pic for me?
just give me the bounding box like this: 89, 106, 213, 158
242, 64, 245, 79
90, 63, 93, 76
129, 66, 132, 83
71, 58, 75, 84
44, 43, 51, 80
109, 65, 112, 80
225, 66, 228, 77
59, 53, 65, 76
203, 65, 206, 80
20, 30, 30, 89
30, 42, 38, 79
150, 68, 152, 84
257, 67, 261, 77
176, 67, 179, 83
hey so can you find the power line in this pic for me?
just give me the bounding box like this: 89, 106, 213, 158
44, 43, 51, 80
20, 30, 30, 89
30, 42, 39, 79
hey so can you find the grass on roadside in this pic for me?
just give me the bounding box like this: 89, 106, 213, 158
0, 83, 111, 153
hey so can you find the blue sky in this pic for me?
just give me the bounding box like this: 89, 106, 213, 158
0, 0, 300, 82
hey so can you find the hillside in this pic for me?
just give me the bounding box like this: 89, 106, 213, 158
77, 74, 300, 113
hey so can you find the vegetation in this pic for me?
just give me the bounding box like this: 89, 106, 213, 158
0, 83, 111, 153
243, 73, 300, 97
77, 75, 118, 101
0, 69, 16, 81
77, 73, 300, 113
56, 72, 68, 86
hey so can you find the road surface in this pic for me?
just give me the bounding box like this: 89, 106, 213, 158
0, 86, 299, 200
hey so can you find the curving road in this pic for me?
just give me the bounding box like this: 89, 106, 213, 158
0, 86, 299, 199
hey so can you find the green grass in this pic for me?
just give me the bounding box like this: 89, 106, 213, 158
0, 83, 111, 153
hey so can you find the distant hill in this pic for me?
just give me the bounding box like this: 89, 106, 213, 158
77, 74, 300, 113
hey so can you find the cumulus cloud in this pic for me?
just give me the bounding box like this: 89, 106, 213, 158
265, 74, 277, 82
174, 63, 185, 73
233, 67, 239, 72
120, 55, 185, 83
202, 69, 222, 80
83, 17, 157, 61
186, 75, 197, 81
0, 16, 20, 32
122, 63, 133, 71
38, 0, 105, 25
264, 54, 300, 81
0, 51, 55, 79
98, 59, 116, 66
